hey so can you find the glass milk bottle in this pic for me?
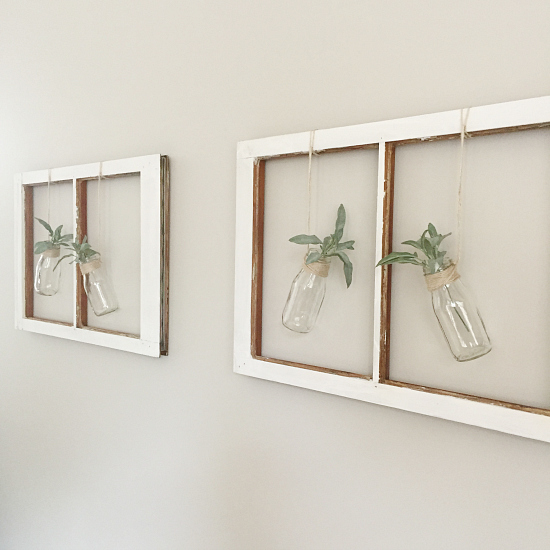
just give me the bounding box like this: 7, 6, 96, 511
79, 254, 119, 316
34, 247, 61, 296
425, 263, 491, 362
282, 256, 330, 333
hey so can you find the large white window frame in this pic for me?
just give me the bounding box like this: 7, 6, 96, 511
234, 96, 550, 442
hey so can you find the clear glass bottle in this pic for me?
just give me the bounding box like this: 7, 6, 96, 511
282, 257, 330, 333
79, 254, 119, 316
426, 265, 491, 362
34, 247, 61, 296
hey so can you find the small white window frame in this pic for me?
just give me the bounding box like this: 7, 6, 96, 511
15, 154, 170, 358
234, 96, 550, 443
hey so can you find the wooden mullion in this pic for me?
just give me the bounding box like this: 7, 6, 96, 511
251, 159, 266, 358
24, 186, 34, 319
75, 179, 88, 328
378, 143, 396, 382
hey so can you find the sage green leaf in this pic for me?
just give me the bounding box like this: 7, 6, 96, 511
289, 234, 322, 245
59, 234, 73, 242
334, 204, 346, 242
421, 232, 435, 258
53, 225, 62, 241
335, 204, 346, 233
401, 239, 424, 251
337, 240, 355, 251
336, 251, 353, 287
428, 223, 438, 238
376, 251, 422, 267
34, 241, 51, 254
305, 250, 321, 264
35, 217, 53, 236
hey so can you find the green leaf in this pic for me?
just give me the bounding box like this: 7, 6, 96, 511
289, 234, 322, 245
53, 225, 62, 241
335, 204, 346, 232
59, 234, 73, 242
35, 217, 53, 236
401, 239, 424, 251
421, 231, 435, 259
376, 251, 422, 267
34, 241, 51, 254
305, 250, 321, 264
428, 223, 438, 238
336, 251, 353, 287
334, 204, 346, 242
337, 240, 355, 251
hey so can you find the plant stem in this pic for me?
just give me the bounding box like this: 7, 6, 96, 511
444, 284, 470, 333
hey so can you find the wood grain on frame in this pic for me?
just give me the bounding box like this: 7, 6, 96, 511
251, 159, 265, 358
378, 142, 395, 383
75, 179, 88, 328
24, 185, 34, 319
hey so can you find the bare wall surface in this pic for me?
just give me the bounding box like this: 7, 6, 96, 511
1, 1, 550, 549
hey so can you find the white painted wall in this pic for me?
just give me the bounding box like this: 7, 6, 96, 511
1, 1, 550, 548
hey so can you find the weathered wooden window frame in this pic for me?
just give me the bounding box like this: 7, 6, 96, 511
15, 154, 170, 357
234, 96, 550, 442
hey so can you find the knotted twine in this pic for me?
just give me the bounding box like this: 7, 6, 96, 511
424, 108, 470, 292
303, 255, 330, 277
42, 247, 60, 258
80, 258, 101, 275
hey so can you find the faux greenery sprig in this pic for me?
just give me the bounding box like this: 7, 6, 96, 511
33, 218, 73, 254
289, 204, 355, 287
376, 223, 451, 275
54, 236, 99, 271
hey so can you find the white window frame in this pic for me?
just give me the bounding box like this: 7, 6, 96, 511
15, 154, 169, 357
234, 96, 550, 442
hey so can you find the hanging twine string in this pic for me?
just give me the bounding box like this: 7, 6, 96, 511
456, 107, 470, 266
97, 162, 102, 251
47, 169, 51, 225
424, 108, 470, 292
307, 130, 315, 249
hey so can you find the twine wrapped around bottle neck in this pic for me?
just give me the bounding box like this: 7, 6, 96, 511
424, 263, 460, 292
80, 258, 101, 276
42, 248, 60, 258
303, 257, 330, 278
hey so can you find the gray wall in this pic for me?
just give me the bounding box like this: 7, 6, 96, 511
1, 1, 550, 548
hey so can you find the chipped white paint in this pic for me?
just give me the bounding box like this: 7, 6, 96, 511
234, 96, 550, 443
